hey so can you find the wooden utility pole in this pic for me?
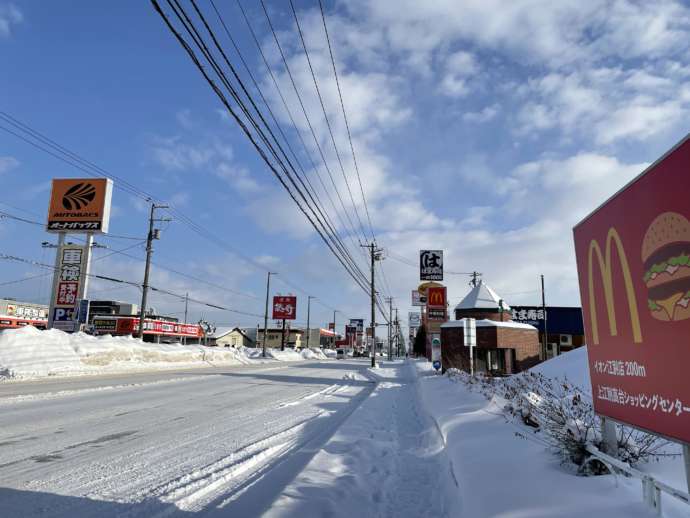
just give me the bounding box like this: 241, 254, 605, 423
138, 203, 170, 339
541, 274, 548, 360
362, 242, 382, 367
262, 272, 276, 357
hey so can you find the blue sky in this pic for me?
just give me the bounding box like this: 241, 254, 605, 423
2, 0, 690, 333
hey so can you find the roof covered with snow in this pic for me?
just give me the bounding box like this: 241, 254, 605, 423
454, 281, 511, 311
441, 318, 536, 330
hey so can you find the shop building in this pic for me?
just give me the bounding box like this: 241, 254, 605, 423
510, 306, 585, 358
441, 281, 540, 374
0, 299, 49, 331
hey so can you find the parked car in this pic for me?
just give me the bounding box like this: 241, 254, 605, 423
336, 348, 345, 359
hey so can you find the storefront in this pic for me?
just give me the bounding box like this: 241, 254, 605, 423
510, 306, 585, 357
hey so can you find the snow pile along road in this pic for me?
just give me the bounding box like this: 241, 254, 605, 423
0, 326, 331, 380
415, 349, 689, 517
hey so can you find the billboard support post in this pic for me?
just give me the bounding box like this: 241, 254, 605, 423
683, 442, 690, 493
600, 416, 618, 456
47, 232, 65, 329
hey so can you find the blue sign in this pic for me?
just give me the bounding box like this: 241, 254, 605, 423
77, 299, 89, 324
52, 307, 76, 321
433, 360, 441, 371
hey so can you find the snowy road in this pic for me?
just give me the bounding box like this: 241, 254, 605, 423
0, 359, 375, 517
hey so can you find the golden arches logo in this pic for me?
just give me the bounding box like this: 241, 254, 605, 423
428, 291, 444, 306
587, 228, 642, 344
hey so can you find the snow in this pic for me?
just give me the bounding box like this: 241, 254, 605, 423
0, 326, 331, 381
412, 348, 689, 517
454, 280, 511, 310
266, 361, 459, 517
530, 344, 592, 393
0, 360, 371, 517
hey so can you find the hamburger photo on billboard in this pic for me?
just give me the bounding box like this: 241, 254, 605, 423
641, 212, 690, 321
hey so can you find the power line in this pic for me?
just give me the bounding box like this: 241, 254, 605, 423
0, 251, 264, 319
288, 0, 369, 244
184, 0, 368, 293
254, 0, 366, 248
153, 0, 373, 298
317, 0, 376, 244
1, 109, 345, 309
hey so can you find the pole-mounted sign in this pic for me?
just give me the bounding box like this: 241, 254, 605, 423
272, 295, 297, 320
46, 178, 113, 233
420, 250, 443, 281
573, 134, 690, 445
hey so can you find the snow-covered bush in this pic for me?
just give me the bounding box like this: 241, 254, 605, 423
447, 369, 671, 472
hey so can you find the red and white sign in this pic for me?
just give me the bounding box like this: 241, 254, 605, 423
573, 136, 690, 443
272, 296, 297, 320
426, 286, 446, 309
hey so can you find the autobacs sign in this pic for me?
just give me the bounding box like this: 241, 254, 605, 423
573, 136, 690, 443
47, 178, 113, 233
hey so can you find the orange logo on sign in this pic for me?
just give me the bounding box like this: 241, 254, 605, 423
47, 178, 112, 233
587, 227, 642, 344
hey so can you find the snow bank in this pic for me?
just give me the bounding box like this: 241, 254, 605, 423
530, 346, 591, 393
0, 327, 331, 381
413, 361, 687, 517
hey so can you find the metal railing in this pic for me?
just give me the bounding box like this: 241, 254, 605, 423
585, 444, 690, 515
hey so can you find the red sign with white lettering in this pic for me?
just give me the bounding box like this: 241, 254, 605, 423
272, 296, 297, 320
573, 136, 690, 443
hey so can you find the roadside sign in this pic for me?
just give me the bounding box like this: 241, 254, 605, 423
47, 178, 113, 233
408, 312, 421, 328
77, 299, 90, 324
427, 286, 446, 309
431, 335, 441, 370
573, 135, 690, 444
411, 290, 426, 306
272, 296, 297, 320
349, 318, 364, 333
427, 308, 446, 321
420, 250, 443, 281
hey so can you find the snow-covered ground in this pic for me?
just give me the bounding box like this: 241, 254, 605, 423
266, 361, 459, 517
415, 348, 689, 517
2, 333, 688, 517
0, 326, 331, 380
0, 359, 373, 517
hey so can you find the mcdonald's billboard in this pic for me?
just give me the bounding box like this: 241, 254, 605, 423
573, 135, 690, 443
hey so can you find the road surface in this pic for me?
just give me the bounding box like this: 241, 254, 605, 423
0, 359, 375, 517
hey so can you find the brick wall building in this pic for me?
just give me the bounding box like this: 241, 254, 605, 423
441, 281, 540, 374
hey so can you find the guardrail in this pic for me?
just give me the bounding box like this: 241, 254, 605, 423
585, 444, 690, 515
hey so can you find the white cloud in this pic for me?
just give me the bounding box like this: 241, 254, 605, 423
462, 104, 499, 123
0, 155, 19, 173
440, 51, 479, 97
0, 3, 22, 38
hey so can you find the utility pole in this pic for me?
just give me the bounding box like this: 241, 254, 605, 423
394, 308, 399, 359
183, 292, 189, 345
262, 272, 276, 358
332, 309, 337, 349
362, 242, 383, 367
306, 295, 314, 349
386, 297, 393, 361
541, 274, 548, 360
470, 271, 482, 287
137, 203, 170, 339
